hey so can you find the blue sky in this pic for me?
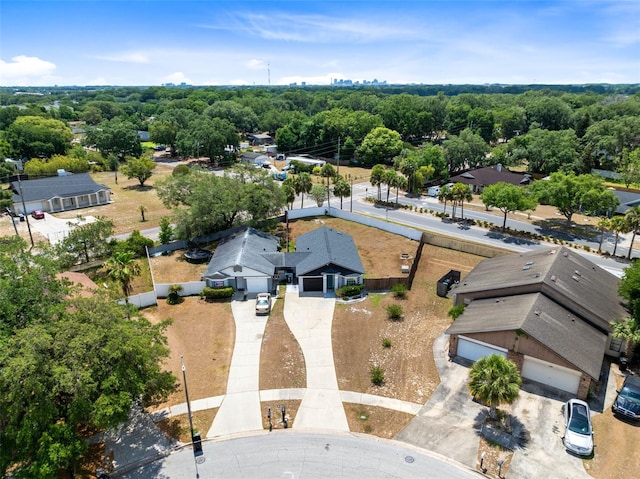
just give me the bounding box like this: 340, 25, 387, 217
1, 0, 638, 86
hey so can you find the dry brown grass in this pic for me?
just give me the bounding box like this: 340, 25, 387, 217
343, 403, 414, 439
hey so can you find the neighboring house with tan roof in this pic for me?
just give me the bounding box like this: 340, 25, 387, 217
448, 163, 532, 194
446, 246, 627, 399
56, 271, 100, 298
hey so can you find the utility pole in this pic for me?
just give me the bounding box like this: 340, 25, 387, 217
268, 63, 271, 86
16, 173, 34, 248
336, 137, 341, 175
181, 356, 203, 478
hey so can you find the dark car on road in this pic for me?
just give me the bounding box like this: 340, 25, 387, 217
612, 375, 640, 421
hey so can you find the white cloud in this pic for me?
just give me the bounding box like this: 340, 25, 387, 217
160, 71, 192, 85
247, 59, 266, 69
92, 52, 150, 63
0, 55, 57, 85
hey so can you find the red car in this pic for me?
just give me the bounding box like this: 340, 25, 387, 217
31, 210, 45, 219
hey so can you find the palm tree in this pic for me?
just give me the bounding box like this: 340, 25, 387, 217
332, 175, 351, 209
383, 169, 397, 202
453, 183, 473, 221
613, 317, 640, 359
394, 175, 408, 205
610, 216, 628, 257
438, 185, 453, 217
468, 354, 522, 420
625, 206, 640, 259
370, 164, 386, 201
103, 251, 142, 302
294, 172, 313, 209
597, 217, 611, 253
139, 205, 147, 222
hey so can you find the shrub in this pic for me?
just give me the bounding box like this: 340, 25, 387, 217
386, 303, 403, 320
381, 338, 392, 348
448, 304, 465, 320
166, 284, 184, 305
172, 164, 191, 176
391, 283, 407, 298
114, 230, 155, 257
370, 366, 385, 386
337, 284, 363, 298
200, 286, 234, 301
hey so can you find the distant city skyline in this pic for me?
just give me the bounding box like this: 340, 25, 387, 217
1, 0, 638, 87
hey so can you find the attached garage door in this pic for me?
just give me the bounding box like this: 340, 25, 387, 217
522, 356, 581, 394
302, 277, 323, 292
245, 277, 269, 293
457, 336, 507, 362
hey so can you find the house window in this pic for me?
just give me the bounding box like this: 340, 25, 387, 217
346, 277, 357, 286
609, 336, 623, 352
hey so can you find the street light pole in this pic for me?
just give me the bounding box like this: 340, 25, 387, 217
349, 174, 353, 213
181, 356, 200, 478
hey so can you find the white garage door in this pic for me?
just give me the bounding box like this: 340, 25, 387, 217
245, 277, 269, 293
457, 336, 507, 362
522, 356, 581, 394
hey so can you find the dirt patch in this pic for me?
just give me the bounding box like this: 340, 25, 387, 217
476, 436, 513, 478
260, 400, 301, 430
286, 216, 418, 278
143, 297, 235, 409
259, 290, 306, 390
149, 249, 210, 284
584, 370, 640, 479
155, 409, 218, 444
343, 403, 414, 438
333, 247, 482, 404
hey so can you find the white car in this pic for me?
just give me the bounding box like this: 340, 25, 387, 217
255, 293, 271, 315
563, 398, 594, 456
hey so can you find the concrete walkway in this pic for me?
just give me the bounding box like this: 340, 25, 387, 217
207, 299, 270, 438
283, 285, 350, 431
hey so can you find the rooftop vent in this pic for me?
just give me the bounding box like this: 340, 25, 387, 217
526, 261, 534, 266
534, 308, 540, 315
572, 275, 580, 282
574, 270, 581, 276
551, 275, 557, 281
523, 265, 531, 270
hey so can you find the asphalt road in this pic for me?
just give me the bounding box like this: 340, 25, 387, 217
118, 432, 482, 479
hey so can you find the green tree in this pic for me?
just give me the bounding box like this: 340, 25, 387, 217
468, 354, 522, 420
443, 128, 490, 173
613, 318, 640, 358
320, 162, 336, 185
121, 154, 157, 187
597, 217, 611, 254
610, 215, 628, 256
393, 174, 408, 205
0, 245, 175, 477
618, 148, 640, 188
332, 175, 351, 209
370, 164, 386, 201
311, 184, 328, 207
530, 172, 619, 225
55, 217, 114, 267
176, 116, 239, 165
625, 206, 640, 260
6, 116, 73, 159
481, 182, 537, 230
356, 127, 404, 167
293, 172, 313, 209
84, 118, 142, 160
158, 216, 174, 244
103, 250, 142, 300
383, 169, 398, 202
619, 259, 640, 321
438, 184, 454, 216
451, 182, 473, 220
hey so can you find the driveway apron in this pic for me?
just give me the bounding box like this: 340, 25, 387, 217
207, 300, 268, 437
283, 287, 349, 431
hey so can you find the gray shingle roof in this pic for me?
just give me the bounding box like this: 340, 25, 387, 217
11, 173, 110, 203
203, 227, 280, 278
453, 246, 626, 333
446, 293, 607, 379
449, 164, 531, 188
294, 226, 365, 276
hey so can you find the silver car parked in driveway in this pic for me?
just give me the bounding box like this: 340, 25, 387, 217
562, 398, 594, 457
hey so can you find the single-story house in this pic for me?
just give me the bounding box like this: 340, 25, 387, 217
10, 172, 111, 215
239, 152, 269, 166
449, 164, 532, 194
202, 226, 365, 294
446, 246, 627, 399
612, 189, 640, 215
247, 133, 272, 145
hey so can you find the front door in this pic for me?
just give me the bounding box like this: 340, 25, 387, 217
327, 274, 334, 290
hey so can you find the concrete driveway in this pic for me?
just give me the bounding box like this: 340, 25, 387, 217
395, 334, 591, 479
26, 212, 96, 244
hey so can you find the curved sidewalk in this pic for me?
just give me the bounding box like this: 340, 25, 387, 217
283, 285, 350, 430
